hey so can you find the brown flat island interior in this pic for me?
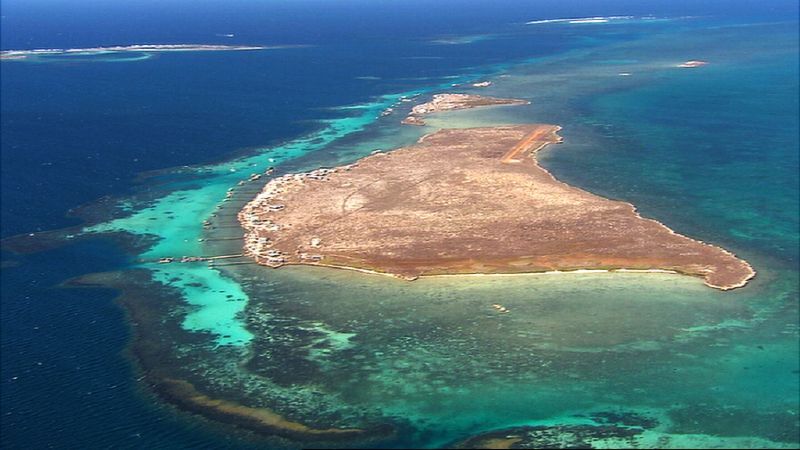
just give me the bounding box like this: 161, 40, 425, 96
239, 123, 754, 290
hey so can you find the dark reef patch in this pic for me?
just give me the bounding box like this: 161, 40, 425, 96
453, 411, 658, 449
62, 270, 397, 447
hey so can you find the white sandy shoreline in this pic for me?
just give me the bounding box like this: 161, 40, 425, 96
0, 44, 297, 60
281, 261, 684, 282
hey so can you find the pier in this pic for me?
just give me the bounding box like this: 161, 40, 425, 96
146, 254, 245, 264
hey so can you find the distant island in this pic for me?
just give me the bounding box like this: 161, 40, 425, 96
678, 60, 709, 68
526, 15, 636, 25
238, 95, 755, 290
0, 44, 283, 60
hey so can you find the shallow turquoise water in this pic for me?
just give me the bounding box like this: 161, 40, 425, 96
29, 14, 800, 448
83, 92, 426, 345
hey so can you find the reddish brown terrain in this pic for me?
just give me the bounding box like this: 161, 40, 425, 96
239, 124, 754, 290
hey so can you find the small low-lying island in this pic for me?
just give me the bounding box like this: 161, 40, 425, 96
401, 93, 529, 125
239, 95, 754, 290
0, 44, 276, 60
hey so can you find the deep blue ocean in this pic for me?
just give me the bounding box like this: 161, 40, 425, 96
2, 1, 798, 448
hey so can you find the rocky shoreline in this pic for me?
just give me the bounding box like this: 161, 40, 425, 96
238, 124, 754, 291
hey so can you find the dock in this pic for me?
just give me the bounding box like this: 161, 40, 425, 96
148, 254, 245, 264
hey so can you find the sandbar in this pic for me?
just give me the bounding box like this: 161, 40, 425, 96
678, 60, 709, 68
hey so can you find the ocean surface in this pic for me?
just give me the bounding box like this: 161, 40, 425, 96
1, 1, 798, 448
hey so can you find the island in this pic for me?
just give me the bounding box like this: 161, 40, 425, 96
238, 120, 754, 290
0, 44, 281, 61
401, 93, 529, 125
678, 60, 709, 68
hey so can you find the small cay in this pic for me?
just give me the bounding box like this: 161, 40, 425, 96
401, 93, 529, 125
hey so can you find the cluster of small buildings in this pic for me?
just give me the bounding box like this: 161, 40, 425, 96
491, 303, 510, 314
239, 165, 356, 268
410, 93, 474, 115
239, 176, 291, 266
